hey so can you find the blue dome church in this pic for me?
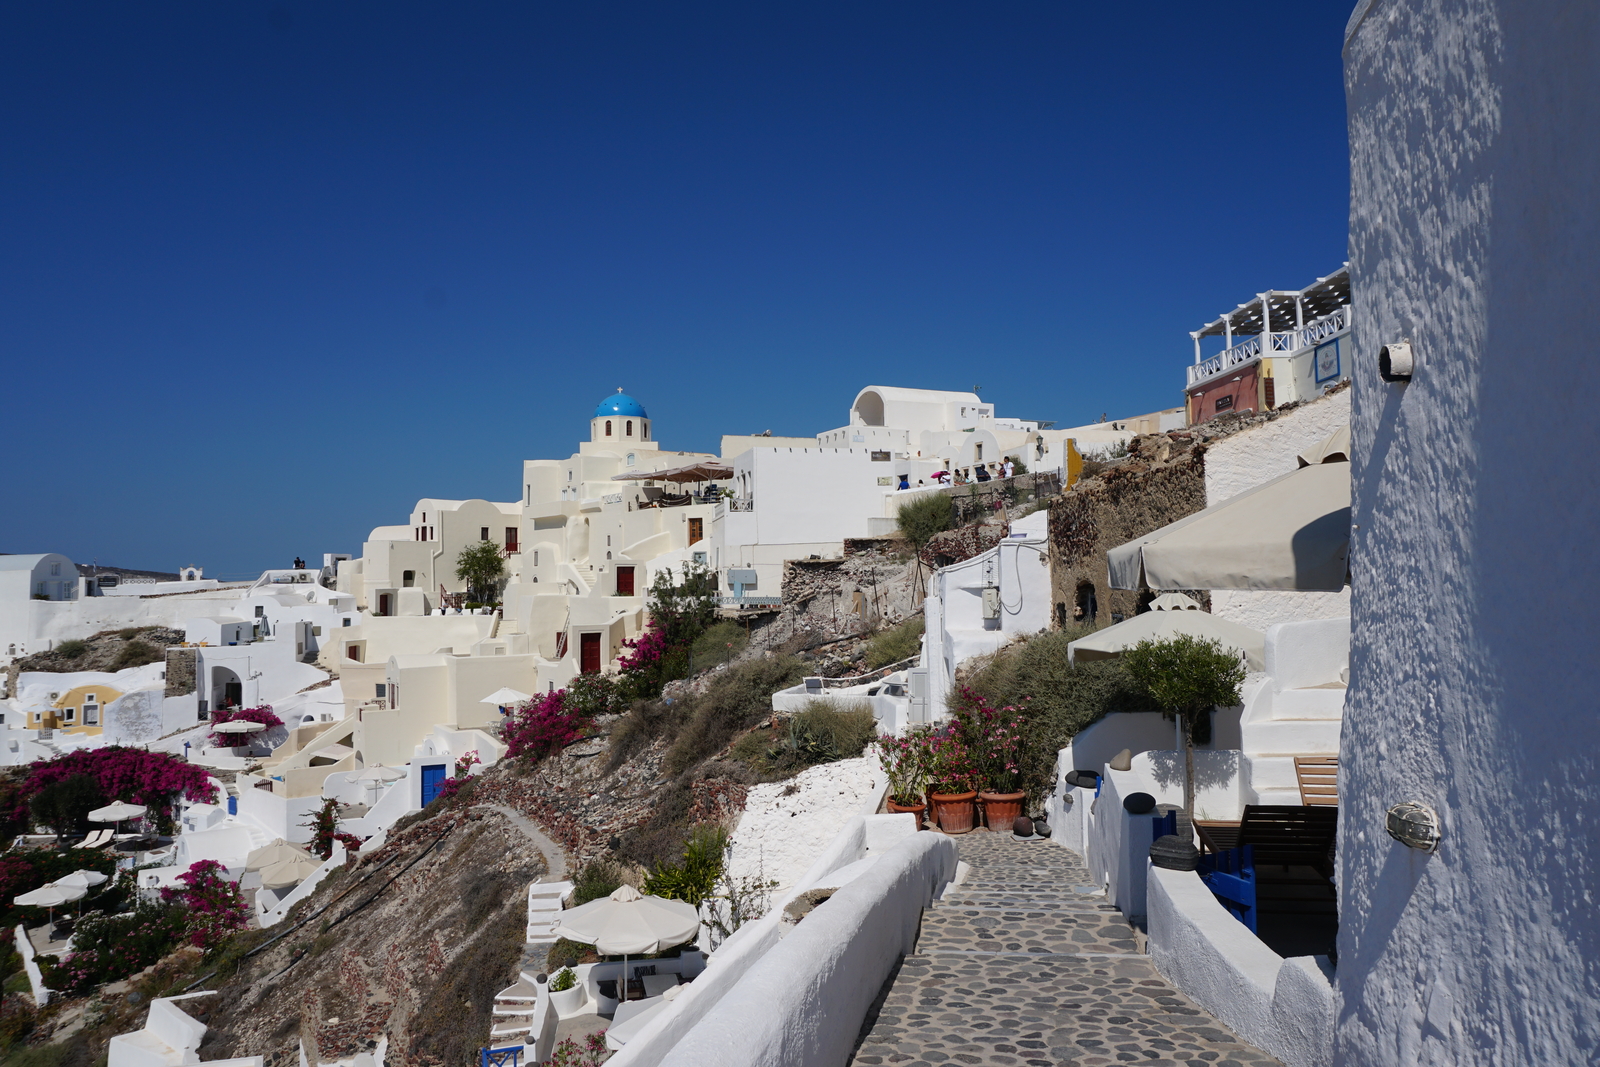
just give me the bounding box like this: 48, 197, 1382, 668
590, 389, 651, 444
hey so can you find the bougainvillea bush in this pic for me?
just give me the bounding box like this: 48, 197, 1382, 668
305, 798, 362, 859
208, 704, 284, 747
502, 690, 592, 763
14, 747, 217, 825
40, 898, 187, 995
160, 859, 250, 948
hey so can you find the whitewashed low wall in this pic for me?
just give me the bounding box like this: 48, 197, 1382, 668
1147, 867, 1333, 1067
656, 830, 957, 1067
606, 807, 910, 1067
15, 924, 48, 1006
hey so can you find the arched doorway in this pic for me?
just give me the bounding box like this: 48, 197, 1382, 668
211, 666, 243, 711
1074, 581, 1099, 626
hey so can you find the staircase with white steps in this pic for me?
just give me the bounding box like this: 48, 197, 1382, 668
525, 879, 572, 943
1237, 618, 1348, 805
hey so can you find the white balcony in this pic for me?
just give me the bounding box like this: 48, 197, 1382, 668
1187, 265, 1351, 391
1187, 305, 1351, 388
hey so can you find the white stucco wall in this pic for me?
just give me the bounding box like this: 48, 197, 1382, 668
1339, 3, 1600, 1064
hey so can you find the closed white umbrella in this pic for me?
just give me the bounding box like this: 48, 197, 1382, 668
212, 719, 267, 734
1068, 610, 1266, 671
551, 885, 700, 1004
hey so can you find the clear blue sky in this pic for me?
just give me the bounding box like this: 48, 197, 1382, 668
0, 3, 1352, 578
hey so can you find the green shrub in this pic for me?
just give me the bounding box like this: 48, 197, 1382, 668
603, 698, 690, 774
549, 966, 577, 992
114, 640, 162, 669
546, 938, 600, 972
116, 627, 153, 640
738, 702, 877, 779
53, 639, 89, 659
1006, 454, 1029, 475
571, 859, 627, 906
865, 616, 924, 670
896, 493, 954, 550
961, 628, 1158, 801
662, 656, 807, 776
689, 620, 748, 671
642, 824, 727, 908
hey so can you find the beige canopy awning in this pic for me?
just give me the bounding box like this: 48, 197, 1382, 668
611, 461, 732, 484
1068, 610, 1266, 671
1108, 428, 1351, 592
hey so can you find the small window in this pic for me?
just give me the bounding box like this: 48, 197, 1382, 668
312, 625, 322, 636
402, 570, 415, 587
255, 605, 265, 617
626, 453, 635, 465
50, 562, 60, 576
481, 527, 490, 541
63, 707, 76, 723
342, 617, 352, 627
626, 420, 633, 436
975, 443, 983, 461
605, 420, 612, 436
376, 683, 387, 698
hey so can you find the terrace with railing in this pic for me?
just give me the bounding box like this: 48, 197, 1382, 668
1187, 265, 1351, 389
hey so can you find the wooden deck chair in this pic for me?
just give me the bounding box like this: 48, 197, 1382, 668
1294, 756, 1339, 806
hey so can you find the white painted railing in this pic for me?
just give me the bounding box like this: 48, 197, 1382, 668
1188, 306, 1351, 388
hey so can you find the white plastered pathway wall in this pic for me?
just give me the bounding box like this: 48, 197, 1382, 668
725, 756, 880, 899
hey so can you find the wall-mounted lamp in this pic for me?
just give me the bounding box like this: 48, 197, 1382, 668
1385, 800, 1441, 852
1379, 340, 1414, 382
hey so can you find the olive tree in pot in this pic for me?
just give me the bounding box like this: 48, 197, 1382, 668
1119, 634, 1246, 824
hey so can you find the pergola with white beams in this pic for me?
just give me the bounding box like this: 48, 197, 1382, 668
1188, 265, 1352, 389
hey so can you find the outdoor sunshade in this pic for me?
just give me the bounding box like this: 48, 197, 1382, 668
550, 884, 700, 956
13, 884, 85, 908
480, 688, 533, 706
1067, 611, 1266, 671
610, 461, 732, 484
88, 801, 148, 823
1108, 450, 1351, 592
246, 840, 315, 870
258, 853, 322, 890
352, 765, 406, 783
54, 870, 110, 890
212, 720, 267, 734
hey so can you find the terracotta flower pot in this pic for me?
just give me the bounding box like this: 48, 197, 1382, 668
930, 790, 979, 834
886, 798, 928, 828
980, 791, 1026, 832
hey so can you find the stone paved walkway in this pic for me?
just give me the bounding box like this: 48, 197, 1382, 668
848, 831, 1281, 1067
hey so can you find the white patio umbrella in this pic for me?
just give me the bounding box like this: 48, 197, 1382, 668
89, 800, 148, 836
14, 883, 86, 927
88, 801, 147, 823
1068, 610, 1266, 671
54, 870, 110, 891
257, 852, 322, 890
1107, 440, 1351, 593
480, 688, 533, 709
212, 719, 267, 734
550, 885, 700, 1005
247, 840, 313, 870
352, 765, 405, 784
1148, 592, 1202, 611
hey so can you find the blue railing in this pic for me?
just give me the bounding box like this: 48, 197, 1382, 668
1197, 843, 1257, 932
481, 1045, 522, 1067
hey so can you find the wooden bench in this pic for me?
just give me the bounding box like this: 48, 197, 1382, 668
1295, 756, 1339, 806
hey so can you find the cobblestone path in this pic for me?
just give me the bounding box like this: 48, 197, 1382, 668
848, 831, 1281, 1067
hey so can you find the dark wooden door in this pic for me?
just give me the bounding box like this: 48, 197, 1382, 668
377, 593, 390, 617
688, 518, 703, 545
616, 566, 635, 597
580, 632, 602, 674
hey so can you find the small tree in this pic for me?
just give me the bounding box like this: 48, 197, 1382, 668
896, 493, 954, 551
29, 775, 105, 843
456, 540, 506, 604
1120, 635, 1246, 822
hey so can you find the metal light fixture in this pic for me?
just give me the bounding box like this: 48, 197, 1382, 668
1385, 800, 1441, 852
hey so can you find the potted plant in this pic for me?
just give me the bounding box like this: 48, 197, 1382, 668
548, 966, 586, 1017
877, 731, 929, 827
925, 734, 978, 834
977, 713, 1027, 832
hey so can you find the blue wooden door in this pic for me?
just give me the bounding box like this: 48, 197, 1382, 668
420, 764, 447, 806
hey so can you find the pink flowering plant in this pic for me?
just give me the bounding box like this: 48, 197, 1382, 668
924, 733, 980, 795
947, 686, 1030, 794
208, 704, 284, 747
876, 729, 930, 806
305, 798, 362, 858
40, 893, 187, 995
15, 747, 217, 827
548, 1032, 608, 1067
160, 859, 250, 948
502, 690, 593, 763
